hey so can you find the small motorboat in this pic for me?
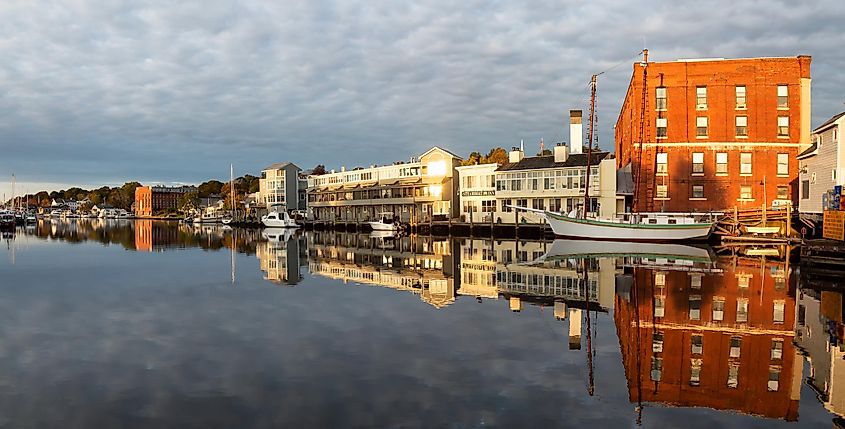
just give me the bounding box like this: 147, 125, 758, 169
0, 211, 15, 230
367, 212, 400, 232
261, 210, 299, 228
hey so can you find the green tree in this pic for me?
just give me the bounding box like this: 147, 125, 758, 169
178, 191, 200, 212
197, 180, 224, 197
311, 165, 327, 175
461, 152, 483, 166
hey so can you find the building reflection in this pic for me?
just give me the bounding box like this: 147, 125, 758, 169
796, 287, 845, 424
615, 255, 800, 422
306, 231, 457, 308
255, 229, 306, 285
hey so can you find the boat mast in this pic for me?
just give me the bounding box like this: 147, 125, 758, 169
230, 164, 235, 219
582, 75, 597, 219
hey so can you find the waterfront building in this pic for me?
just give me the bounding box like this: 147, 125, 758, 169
456, 112, 621, 224
493, 144, 619, 223
615, 55, 812, 212
454, 163, 498, 223
798, 111, 845, 219
258, 162, 303, 212
134, 185, 196, 217
615, 258, 800, 420
307, 147, 462, 223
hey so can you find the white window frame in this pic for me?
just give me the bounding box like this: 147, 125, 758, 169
696, 116, 708, 138
692, 152, 704, 175
656, 117, 668, 138
716, 152, 728, 175
777, 85, 788, 109
777, 153, 789, 176
735, 85, 747, 109
740, 152, 752, 176
778, 116, 789, 138
735, 115, 748, 137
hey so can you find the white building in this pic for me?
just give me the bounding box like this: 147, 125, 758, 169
454, 163, 497, 223
798, 111, 844, 218
259, 162, 303, 211
307, 147, 462, 223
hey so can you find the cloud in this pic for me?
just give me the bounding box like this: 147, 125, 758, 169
0, 0, 843, 196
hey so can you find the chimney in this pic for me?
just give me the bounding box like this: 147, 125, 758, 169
554, 142, 569, 163
569, 110, 583, 154
341, 166, 346, 172
568, 308, 582, 350
509, 146, 524, 163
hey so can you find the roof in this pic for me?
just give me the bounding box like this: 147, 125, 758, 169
495, 152, 611, 172
262, 162, 300, 171
420, 146, 462, 160
797, 142, 818, 160
813, 111, 845, 133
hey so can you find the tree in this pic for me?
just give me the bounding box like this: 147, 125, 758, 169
460, 152, 482, 166
484, 147, 509, 165
197, 180, 224, 197
311, 165, 327, 175
178, 191, 200, 212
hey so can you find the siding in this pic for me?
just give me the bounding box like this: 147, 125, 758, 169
800, 120, 843, 214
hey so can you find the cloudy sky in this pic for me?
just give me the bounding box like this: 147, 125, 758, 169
1, 0, 843, 197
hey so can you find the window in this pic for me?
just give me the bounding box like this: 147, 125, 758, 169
738, 274, 752, 288
736, 85, 747, 109
691, 152, 704, 175
651, 357, 663, 382
802, 180, 810, 199
774, 300, 785, 323
481, 200, 496, 213
654, 295, 665, 318
740, 152, 752, 175
696, 117, 708, 137
768, 367, 780, 391
778, 116, 789, 137
656, 118, 667, 138
729, 337, 742, 358
532, 198, 545, 210
549, 198, 561, 212
740, 185, 752, 200
777, 186, 789, 200
736, 116, 748, 137
771, 339, 784, 360
653, 332, 664, 353
712, 298, 725, 321
737, 298, 749, 322
777, 85, 788, 108
691, 334, 703, 355
690, 359, 702, 386
656, 153, 668, 175
696, 86, 707, 109
690, 274, 702, 289
728, 364, 739, 388
501, 199, 512, 212
656, 87, 667, 110
716, 152, 728, 175
777, 153, 789, 176
692, 184, 704, 199
656, 185, 668, 199
689, 295, 701, 321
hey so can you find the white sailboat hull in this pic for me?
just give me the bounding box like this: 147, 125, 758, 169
261, 211, 299, 228
368, 221, 399, 231
542, 239, 713, 261
543, 211, 713, 242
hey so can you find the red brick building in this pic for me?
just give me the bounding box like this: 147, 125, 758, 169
614, 260, 800, 421
134, 185, 196, 217
615, 54, 812, 212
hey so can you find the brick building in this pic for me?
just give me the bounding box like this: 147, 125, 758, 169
615, 54, 812, 212
614, 260, 800, 420
134, 185, 196, 217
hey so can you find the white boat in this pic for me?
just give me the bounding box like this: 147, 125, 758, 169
193, 213, 222, 224
49, 209, 63, 218
261, 210, 299, 228
367, 212, 400, 232
0, 211, 15, 229
221, 214, 233, 225
514, 207, 714, 242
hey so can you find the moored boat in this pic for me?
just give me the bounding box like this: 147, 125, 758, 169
367, 212, 400, 232
527, 208, 715, 242
261, 210, 299, 228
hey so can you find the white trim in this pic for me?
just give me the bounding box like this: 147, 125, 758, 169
642, 142, 800, 148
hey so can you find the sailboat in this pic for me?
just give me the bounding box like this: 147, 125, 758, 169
512, 51, 715, 242
222, 164, 235, 225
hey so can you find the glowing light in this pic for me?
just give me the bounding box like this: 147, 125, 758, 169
429, 184, 443, 197
427, 160, 447, 177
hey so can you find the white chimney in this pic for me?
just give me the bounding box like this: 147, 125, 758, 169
569, 110, 583, 154
568, 308, 582, 350
341, 166, 346, 172
508, 146, 524, 163
554, 143, 569, 163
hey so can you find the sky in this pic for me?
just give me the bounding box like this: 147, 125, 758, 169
1, 0, 844, 198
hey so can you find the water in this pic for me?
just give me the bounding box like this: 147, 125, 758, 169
0, 219, 840, 428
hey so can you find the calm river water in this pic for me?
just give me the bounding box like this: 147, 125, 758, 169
0, 219, 840, 428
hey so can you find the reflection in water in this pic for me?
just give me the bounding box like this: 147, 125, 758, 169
5, 221, 844, 426
616, 255, 800, 422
